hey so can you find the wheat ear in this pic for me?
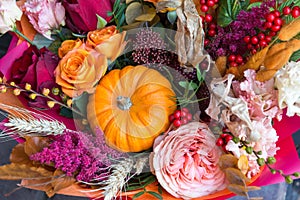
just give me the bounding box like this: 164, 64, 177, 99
0, 103, 66, 137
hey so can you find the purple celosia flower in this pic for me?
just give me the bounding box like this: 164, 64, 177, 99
30, 128, 124, 182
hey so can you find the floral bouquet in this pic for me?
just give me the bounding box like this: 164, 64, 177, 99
0, 0, 300, 199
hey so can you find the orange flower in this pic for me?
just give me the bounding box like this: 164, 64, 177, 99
86, 25, 118, 49
55, 48, 107, 97
58, 38, 83, 58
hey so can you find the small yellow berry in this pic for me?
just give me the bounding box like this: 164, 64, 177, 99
0, 86, 7, 93
47, 101, 56, 108
25, 83, 31, 90
82, 119, 88, 125
42, 88, 50, 96
29, 93, 37, 100
10, 82, 16, 86
13, 88, 21, 96
0, 77, 3, 83
67, 99, 73, 107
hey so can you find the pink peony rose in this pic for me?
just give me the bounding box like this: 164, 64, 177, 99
24, 0, 66, 39
151, 122, 227, 199
61, 0, 112, 33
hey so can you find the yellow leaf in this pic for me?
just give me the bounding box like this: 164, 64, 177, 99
135, 12, 156, 22
237, 155, 249, 175
51, 170, 76, 193
125, 2, 143, 24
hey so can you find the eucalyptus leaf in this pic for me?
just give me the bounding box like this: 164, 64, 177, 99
179, 81, 196, 91
147, 191, 163, 200
72, 92, 89, 116
96, 14, 107, 29
33, 34, 54, 49
167, 10, 177, 25
217, 0, 242, 27
132, 191, 145, 199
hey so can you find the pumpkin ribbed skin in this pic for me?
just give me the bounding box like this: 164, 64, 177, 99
87, 65, 176, 152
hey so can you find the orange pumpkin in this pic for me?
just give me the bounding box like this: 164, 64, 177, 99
87, 65, 176, 152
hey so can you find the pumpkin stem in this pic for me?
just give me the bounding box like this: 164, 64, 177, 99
116, 96, 132, 110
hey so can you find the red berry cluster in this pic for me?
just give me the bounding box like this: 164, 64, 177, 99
244, 32, 273, 55
199, 0, 218, 13
263, 10, 283, 34
228, 54, 244, 67
216, 133, 233, 152
282, 5, 300, 18
169, 108, 193, 128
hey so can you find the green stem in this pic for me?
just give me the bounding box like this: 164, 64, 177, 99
13, 27, 35, 46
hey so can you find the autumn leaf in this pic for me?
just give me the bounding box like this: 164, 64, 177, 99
51, 169, 76, 193
219, 154, 238, 170
227, 184, 247, 196
9, 143, 31, 165
0, 163, 53, 180
225, 167, 250, 186
237, 155, 249, 175
24, 136, 50, 156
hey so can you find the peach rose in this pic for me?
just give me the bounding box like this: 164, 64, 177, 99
86, 25, 118, 49
55, 48, 107, 97
151, 122, 227, 199
58, 38, 83, 58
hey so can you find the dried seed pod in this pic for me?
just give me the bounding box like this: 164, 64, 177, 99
278, 18, 300, 41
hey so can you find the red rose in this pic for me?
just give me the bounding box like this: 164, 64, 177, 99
62, 0, 113, 33
0, 41, 60, 108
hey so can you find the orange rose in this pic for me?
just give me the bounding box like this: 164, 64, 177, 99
55, 48, 107, 97
94, 31, 127, 61
58, 38, 83, 58
86, 25, 118, 49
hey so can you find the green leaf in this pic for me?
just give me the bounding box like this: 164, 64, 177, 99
132, 191, 145, 199
48, 38, 62, 54
72, 92, 89, 116
147, 191, 163, 200
167, 10, 177, 25
71, 33, 87, 38
33, 34, 53, 49
278, 0, 300, 11
113, 0, 121, 12
217, 0, 242, 27
179, 81, 196, 91
247, 2, 262, 10
290, 49, 300, 62
107, 11, 113, 17
240, 0, 250, 10
158, 185, 163, 194
96, 14, 107, 29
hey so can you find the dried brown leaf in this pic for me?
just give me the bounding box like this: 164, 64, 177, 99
225, 167, 250, 186
255, 69, 277, 82
227, 184, 247, 196
24, 136, 50, 157
21, 178, 54, 197
237, 155, 249, 175
135, 12, 156, 22
51, 170, 76, 193
9, 143, 31, 165
215, 56, 227, 77
175, 0, 205, 67
226, 67, 241, 78
239, 46, 269, 74
278, 18, 300, 41
218, 154, 238, 170
0, 163, 52, 180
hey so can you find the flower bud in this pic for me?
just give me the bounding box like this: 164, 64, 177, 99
257, 158, 265, 166
67, 99, 73, 107
42, 88, 50, 96
0, 77, 3, 83
245, 146, 253, 154
285, 176, 293, 184
47, 101, 56, 108
270, 169, 276, 174
0, 85, 7, 93
25, 83, 31, 90
10, 82, 16, 86
293, 172, 300, 177
52, 87, 60, 95
29, 93, 37, 100
267, 157, 276, 164
13, 88, 21, 96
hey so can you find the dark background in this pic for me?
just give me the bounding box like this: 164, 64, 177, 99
1, 33, 300, 200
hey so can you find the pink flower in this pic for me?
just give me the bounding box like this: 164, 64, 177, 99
24, 0, 65, 39
0, 0, 22, 34
151, 122, 227, 199
61, 0, 112, 33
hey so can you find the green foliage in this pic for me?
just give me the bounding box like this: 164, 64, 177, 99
109, 0, 127, 31
96, 14, 108, 29
217, 0, 242, 27
290, 49, 300, 62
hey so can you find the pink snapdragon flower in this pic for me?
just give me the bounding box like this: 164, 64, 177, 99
24, 0, 65, 39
